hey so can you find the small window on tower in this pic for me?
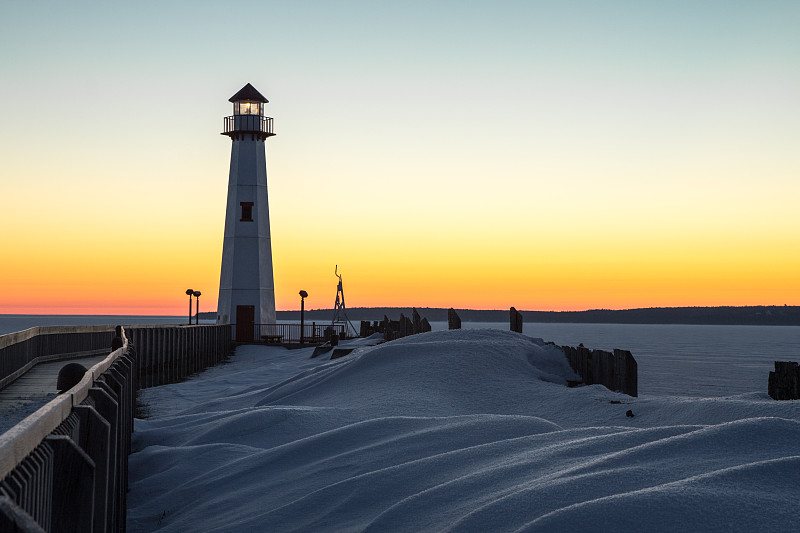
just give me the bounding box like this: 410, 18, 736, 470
240, 202, 254, 222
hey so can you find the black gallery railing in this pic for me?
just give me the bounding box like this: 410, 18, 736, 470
223, 114, 274, 134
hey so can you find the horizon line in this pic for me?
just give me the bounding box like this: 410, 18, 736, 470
2, 304, 799, 318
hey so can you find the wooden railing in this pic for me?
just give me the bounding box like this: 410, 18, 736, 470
0, 328, 134, 532
0, 324, 235, 531
0, 326, 115, 391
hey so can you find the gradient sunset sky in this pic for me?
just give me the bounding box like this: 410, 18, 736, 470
1, 1, 798, 315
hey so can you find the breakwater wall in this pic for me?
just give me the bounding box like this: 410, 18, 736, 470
561, 345, 638, 397
504, 307, 637, 397
367, 307, 638, 398
0, 324, 233, 531
505, 308, 637, 397
359, 309, 432, 341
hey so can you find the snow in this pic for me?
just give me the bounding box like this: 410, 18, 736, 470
127, 329, 800, 532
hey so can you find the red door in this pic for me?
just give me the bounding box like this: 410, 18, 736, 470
236, 305, 255, 342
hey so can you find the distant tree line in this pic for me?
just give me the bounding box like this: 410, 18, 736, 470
274, 306, 800, 326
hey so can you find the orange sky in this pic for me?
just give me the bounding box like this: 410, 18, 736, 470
1, 2, 799, 315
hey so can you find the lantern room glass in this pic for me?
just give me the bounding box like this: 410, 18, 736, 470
234, 101, 262, 116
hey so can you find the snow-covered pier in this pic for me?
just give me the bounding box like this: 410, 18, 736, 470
4, 325, 799, 532
127, 329, 800, 532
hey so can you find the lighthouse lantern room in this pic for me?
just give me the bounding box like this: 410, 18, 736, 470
217, 83, 277, 341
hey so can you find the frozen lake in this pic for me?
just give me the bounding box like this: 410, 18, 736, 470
0, 315, 193, 335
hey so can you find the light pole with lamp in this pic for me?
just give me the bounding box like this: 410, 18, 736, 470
299, 290, 308, 344
185, 289, 194, 325
193, 291, 202, 324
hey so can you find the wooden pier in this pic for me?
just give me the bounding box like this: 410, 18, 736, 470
0, 324, 234, 531
0, 355, 107, 434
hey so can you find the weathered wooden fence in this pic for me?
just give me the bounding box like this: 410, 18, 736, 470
768, 361, 800, 400
448, 308, 461, 330
0, 324, 234, 531
561, 344, 638, 397
509, 307, 523, 333
359, 309, 432, 340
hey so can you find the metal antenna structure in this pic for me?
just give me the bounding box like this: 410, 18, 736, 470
331, 265, 358, 337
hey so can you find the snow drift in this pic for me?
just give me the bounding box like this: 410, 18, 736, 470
128, 329, 800, 532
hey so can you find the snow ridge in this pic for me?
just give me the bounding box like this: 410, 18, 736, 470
128, 329, 800, 532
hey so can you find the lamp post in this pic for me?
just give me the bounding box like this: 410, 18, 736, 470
185, 289, 194, 325
193, 291, 202, 325
299, 290, 308, 344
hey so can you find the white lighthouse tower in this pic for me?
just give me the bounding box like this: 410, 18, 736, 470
216, 83, 276, 340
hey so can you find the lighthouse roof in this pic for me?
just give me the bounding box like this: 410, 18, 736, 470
229, 83, 269, 103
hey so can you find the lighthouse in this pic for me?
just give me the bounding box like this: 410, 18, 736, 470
216, 83, 276, 341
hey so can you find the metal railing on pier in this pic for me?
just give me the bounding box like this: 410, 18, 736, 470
233, 323, 348, 344
127, 325, 233, 389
